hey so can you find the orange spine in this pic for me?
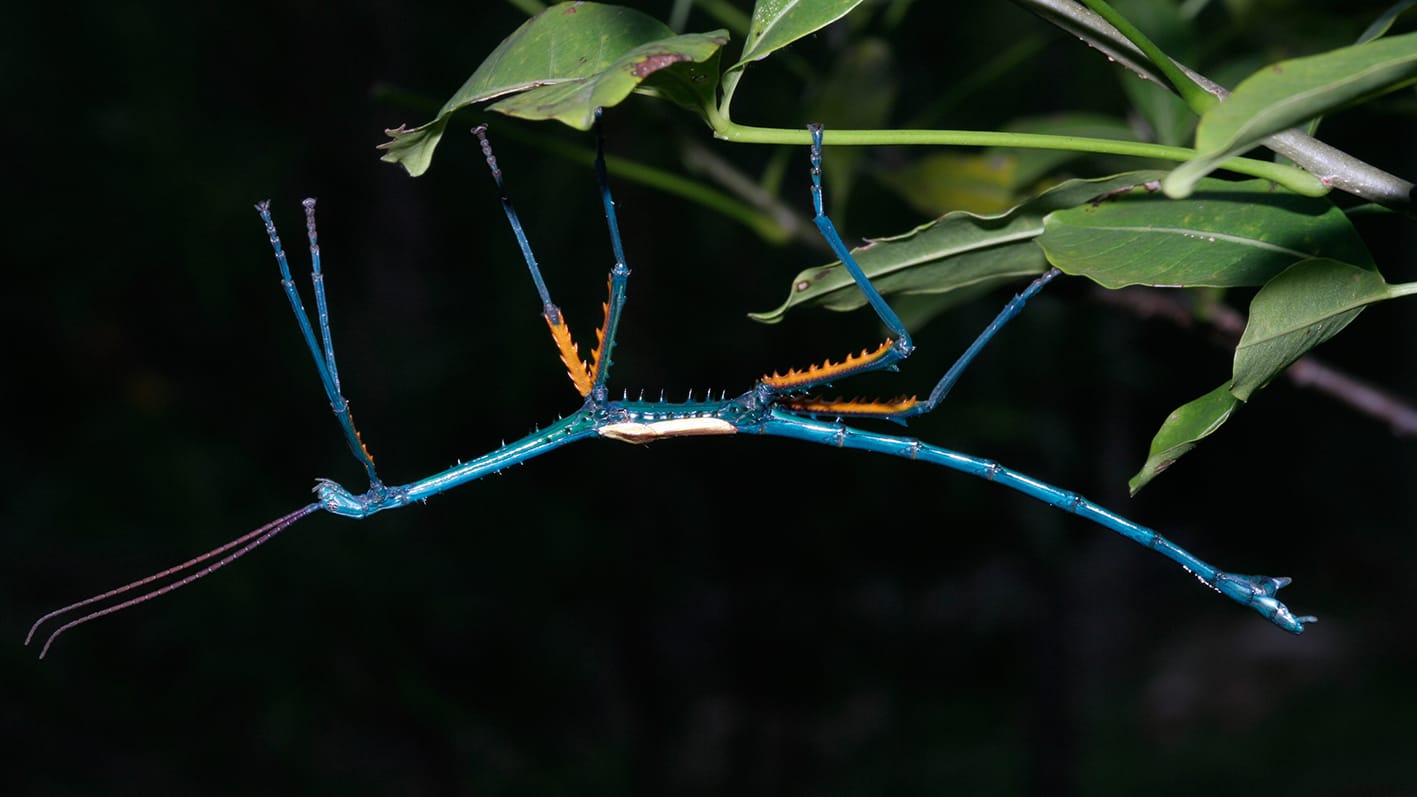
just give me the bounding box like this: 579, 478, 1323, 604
761, 339, 896, 390
588, 276, 614, 382
545, 314, 593, 397
778, 395, 920, 417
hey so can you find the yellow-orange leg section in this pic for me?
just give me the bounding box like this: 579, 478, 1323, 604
545, 313, 593, 397
543, 276, 617, 399
777, 395, 921, 418
587, 276, 614, 386
761, 339, 897, 391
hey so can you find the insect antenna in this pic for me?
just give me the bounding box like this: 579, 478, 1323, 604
26, 503, 322, 658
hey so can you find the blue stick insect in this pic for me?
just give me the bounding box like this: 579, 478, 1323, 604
27, 113, 1315, 658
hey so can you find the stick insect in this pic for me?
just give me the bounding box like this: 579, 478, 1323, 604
26, 112, 1314, 658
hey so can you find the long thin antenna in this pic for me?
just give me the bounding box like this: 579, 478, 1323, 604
26, 503, 321, 658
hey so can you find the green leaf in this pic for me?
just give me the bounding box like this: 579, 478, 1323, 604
485, 32, 727, 127
732, 0, 867, 70
1356, 1, 1417, 44
1164, 30, 1417, 197
1038, 178, 1373, 289
1129, 383, 1240, 495
720, 0, 867, 113
1231, 258, 1417, 400
750, 172, 1164, 325
378, 2, 728, 176
1134, 259, 1417, 490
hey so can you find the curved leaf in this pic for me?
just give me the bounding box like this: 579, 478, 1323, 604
1038, 178, 1373, 289
1129, 383, 1240, 495
1356, 1, 1417, 44
1135, 259, 1417, 489
720, 0, 867, 112
731, 0, 867, 70
751, 172, 1164, 325
485, 32, 727, 127
1231, 258, 1417, 399
1164, 30, 1417, 197
379, 2, 728, 176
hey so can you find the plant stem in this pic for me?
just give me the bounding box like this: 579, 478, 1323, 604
707, 119, 1328, 195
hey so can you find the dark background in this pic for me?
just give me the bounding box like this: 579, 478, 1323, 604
7, 1, 1417, 794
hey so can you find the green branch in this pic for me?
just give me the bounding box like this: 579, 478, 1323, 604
705, 117, 1328, 196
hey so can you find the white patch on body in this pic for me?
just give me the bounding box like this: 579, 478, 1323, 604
599, 418, 737, 444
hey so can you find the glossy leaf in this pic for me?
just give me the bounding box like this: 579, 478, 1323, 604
732, 0, 867, 70
750, 172, 1163, 325
720, 0, 867, 111
1231, 258, 1417, 399
1038, 178, 1373, 289
379, 2, 728, 176
1164, 30, 1417, 196
1128, 383, 1240, 495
